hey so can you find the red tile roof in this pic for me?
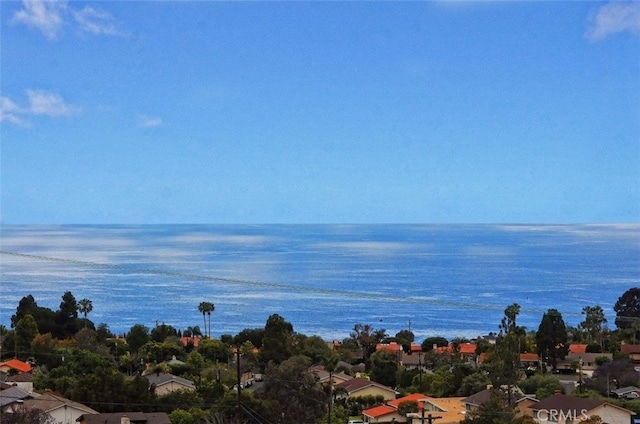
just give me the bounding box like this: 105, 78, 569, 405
180, 336, 201, 347
388, 393, 430, 409
569, 344, 587, 354
520, 353, 539, 362
621, 344, 640, 354
363, 404, 396, 418
0, 358, 32, 373
410, 343, 422, 352
376, 342, 403, 352
433, 343, 477, 355
459, 343, 476, 354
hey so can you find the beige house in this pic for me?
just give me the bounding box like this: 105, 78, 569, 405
22, 390, 98, 424
334, 378, 397, 401
530, 393, 635, 424
145, 372, 196, 396
363, 393, 465, 424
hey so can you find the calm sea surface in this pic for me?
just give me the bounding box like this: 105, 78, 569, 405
1, 224, 638, 341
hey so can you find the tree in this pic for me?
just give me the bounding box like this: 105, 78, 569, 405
421, 336, 448, 351
614, 288, 640, 330
55, 291, 79, 338
260, 355, 326, 424
349, 323, 386, 361
369, 350, 398, 387
395, 329, 415, 343
461, 388, 515, 424
486, 303, 525, 404
320, 352, 339, 424
126, 324, 150, 353
295, 334, 333, 364
196, 338, 229, 363
536, 309, 569, 371
11, 295, 38, 327
11, 295, 56, 335
150, 323, 178, 342
259, 314, 294, 367
587, 359, 640, 394
233, 327, 265, 348
459, 371, 491, 397
397, 400, 419, 416
518, 374, 564, 399
15, 314, 39, 358
580, 305, 608, 347
15, 314, 38, 359
197, 302, 214, 338
156, 389, 203, 413
78, 298, 93, 327
0, 405, 56, 424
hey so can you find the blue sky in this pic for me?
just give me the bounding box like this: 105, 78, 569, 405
1, 0, 639, 224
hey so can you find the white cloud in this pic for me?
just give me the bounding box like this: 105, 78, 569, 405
586, 1, 640, 41
138, 115, 163, 128
11, 0, 67, 40
11, 0, 123, 40
72, 5, 122, 36
1, 89, 79, 126
27, 89, 78, 117
0, 97, 28, 126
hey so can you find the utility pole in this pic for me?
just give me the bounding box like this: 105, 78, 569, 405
420, 399, 442, 424
421, 411, 442, 424
418, 351, 423, 393
236, 346, 242, 424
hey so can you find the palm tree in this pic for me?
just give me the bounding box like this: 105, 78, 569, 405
198, 302, 214, 338
78, 298, 93, 328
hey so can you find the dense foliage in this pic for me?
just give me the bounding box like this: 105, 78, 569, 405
1, 288, 639, 423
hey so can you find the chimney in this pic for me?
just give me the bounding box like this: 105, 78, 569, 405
121, 416, 131, 424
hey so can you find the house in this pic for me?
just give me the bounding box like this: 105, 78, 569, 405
334, 378, 397, 401
620, 343, 640, 364
556, 352, 612, 375
0, 358, 32, 374
611, 386, 640, 399
180, 336, 201, 348
434, 343, 477, 363
376, 342, 404, 362
166, 355, 185, 366
1, 370, 34, 393
22, 389, 98, 424
401, 351, 428, 371
519, 353, 540, 369
569, 344, 588, 355
0, 385, 35, 414
76, 412, 172, 424
145, 372, 196, 396
363, 393, 465, 423
530, 392, 635, 424
515, 395, 539, 417
309, 366, 353, 386
462, 386, 524, 414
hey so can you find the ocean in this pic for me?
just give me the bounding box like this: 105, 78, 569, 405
1, 224, 638, 342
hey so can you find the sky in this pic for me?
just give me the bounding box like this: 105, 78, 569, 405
1, 0, 639, 225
